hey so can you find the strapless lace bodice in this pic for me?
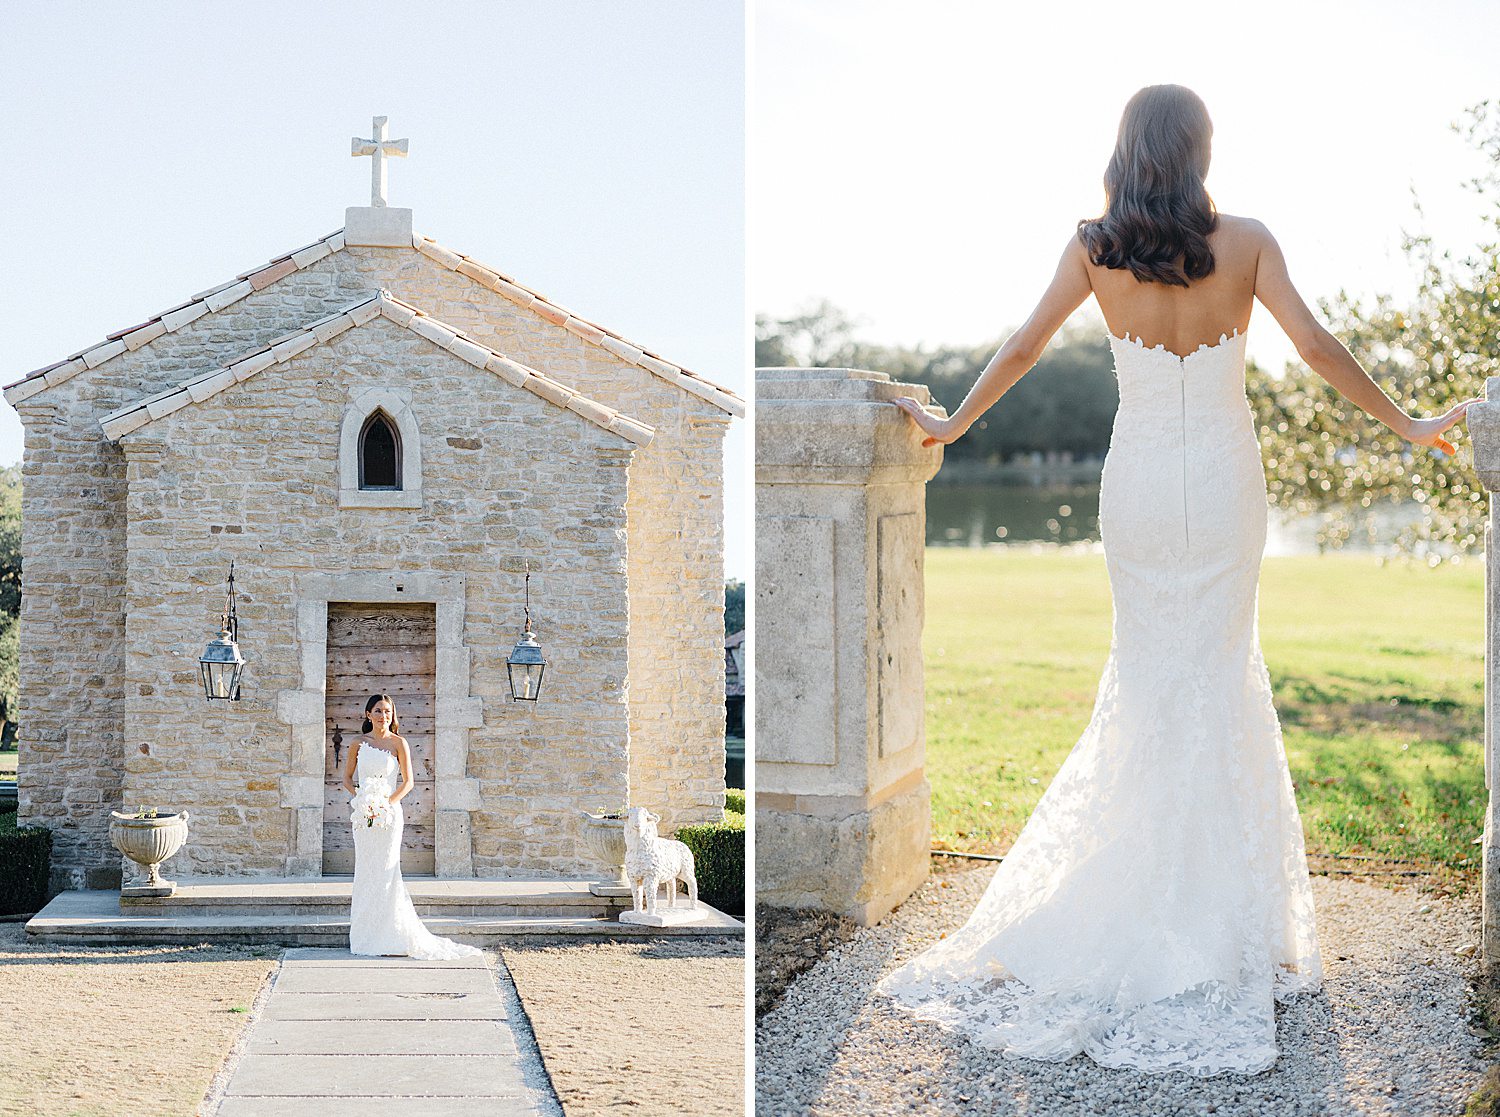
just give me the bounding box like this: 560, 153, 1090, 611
355, 741, 399, 786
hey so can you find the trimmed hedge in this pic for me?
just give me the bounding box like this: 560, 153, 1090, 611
724, 788, 746, 816
0, 811, 51, 916
676, 809, 746, 917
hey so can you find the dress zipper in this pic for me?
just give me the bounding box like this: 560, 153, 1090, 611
1180, 355, 1190, 555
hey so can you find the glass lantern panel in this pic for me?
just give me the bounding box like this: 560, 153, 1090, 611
201, 659, 242, 701
508, 661, 544, 701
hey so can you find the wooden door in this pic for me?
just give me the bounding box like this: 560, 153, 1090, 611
322, 602, 437, 876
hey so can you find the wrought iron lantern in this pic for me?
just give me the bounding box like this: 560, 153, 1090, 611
199, 560, 245, 702
505, 570, 547, 702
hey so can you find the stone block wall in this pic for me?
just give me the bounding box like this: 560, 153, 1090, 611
14, 405, 129, 890
118, 318, 633, 878
14, 234, 728, 889
317, 246, 733, 833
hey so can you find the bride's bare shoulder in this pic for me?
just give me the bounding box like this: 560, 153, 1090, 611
1215, 213, 1273, 242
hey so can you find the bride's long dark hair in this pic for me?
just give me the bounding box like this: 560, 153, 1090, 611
361, 693, 400, 736
1077, 84, 1218, 287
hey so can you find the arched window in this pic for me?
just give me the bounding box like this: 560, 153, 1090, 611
339, 389, 422, 509
358, 410, 402, 490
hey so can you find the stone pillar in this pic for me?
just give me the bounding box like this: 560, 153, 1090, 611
754, 367, 944, 925
1469, 375, 1500, 977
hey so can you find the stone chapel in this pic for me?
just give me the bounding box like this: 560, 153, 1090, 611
9, 118, 742, 893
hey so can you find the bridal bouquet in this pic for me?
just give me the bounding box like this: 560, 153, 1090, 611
350, 778, 396, 830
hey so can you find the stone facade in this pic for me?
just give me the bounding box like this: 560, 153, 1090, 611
10, 221, 737, 892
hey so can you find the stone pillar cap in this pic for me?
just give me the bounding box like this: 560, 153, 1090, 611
755, 365, 944, 482
1464, 375, 1500, 491
756, 366, 935, 406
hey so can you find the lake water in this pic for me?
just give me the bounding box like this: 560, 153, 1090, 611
927, 479, 1432, 557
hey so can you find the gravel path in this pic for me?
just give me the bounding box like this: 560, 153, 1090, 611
755, 866, 1488, 1116
502, 936, 745, 1117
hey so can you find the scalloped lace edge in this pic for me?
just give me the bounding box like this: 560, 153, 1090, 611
1108, 326, 1245, 362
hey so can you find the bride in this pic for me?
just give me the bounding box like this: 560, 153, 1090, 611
337, 692, 484, 960
882, 83, 1477, 1076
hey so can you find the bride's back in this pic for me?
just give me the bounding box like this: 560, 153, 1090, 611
1085, 214, 1261, 357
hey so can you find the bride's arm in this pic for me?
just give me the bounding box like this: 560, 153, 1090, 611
339, 739, 359, 797
892, 234, 1093, 447
1251, 220, 1478, 453
388, 737, 415, 805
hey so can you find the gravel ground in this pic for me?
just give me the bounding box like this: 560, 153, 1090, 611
756, 906, 857, 1017
756, 865, 1489, 1117
0, 924, 277, 1117
502, 936, 746, 1117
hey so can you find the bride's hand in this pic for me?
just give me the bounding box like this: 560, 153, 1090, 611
1403, 396, 1481, 455
891, 396, 960, 448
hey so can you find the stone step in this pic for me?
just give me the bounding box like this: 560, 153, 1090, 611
26, 887, 743, 946
119, 875, 635, 918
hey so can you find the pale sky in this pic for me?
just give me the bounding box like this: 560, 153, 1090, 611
753, 0, 1500, 381
0, 2, 748, 578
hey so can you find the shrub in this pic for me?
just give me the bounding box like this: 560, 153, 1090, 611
0, 812, 50, 916
675, 810, 745, 917
725, 788, 746, 816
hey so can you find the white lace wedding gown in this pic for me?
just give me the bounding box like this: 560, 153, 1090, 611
876, 328, 1323, 1076
348, 742, 484, 960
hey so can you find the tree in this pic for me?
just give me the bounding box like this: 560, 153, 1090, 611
1250, 101, 1500, 556
754, 300, 865, 369
755, 306, 1120, 464
0, 465, 19, 742
724, 579, 745, 636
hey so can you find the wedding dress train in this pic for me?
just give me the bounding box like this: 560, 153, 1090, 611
348, 742, 484, 960
875, 328, 1323, 1076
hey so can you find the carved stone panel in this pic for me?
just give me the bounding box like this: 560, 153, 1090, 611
755, 515, 837, 766
876, 512, 923, 759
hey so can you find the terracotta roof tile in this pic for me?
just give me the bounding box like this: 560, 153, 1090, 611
160, 301, 209, 332
81, 340, 128, 369
106, 319, 157, 342
410, 232, 745, 418
203, 281, 254, 313
247, 258, 298, 291
8, 224, 744, 422
3, 229, 348, 405
530, 301, 568, 326
121, 320, 168, 351
99, 291, 655, 449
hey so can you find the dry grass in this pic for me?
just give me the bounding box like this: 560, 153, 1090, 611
0, 925, 276, 1117
500, 937, 744, 1116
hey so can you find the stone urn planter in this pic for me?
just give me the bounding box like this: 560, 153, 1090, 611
580, 810, 628, 896
109, 809, 190, 898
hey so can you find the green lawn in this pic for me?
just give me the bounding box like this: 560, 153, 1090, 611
0, 750, 14, 777
924, 549, 1485, 878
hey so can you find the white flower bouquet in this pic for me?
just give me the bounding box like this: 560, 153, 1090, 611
350, 777, 396, 830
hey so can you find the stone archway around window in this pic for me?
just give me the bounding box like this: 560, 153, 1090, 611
339, 388, 423, 508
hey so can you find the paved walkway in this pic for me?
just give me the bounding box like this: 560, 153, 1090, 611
210, 948, 560, 1116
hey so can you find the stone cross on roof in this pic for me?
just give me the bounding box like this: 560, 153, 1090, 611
351, 115, 409, 208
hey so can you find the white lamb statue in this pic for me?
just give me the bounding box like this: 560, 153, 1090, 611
623, 806, 699, 915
